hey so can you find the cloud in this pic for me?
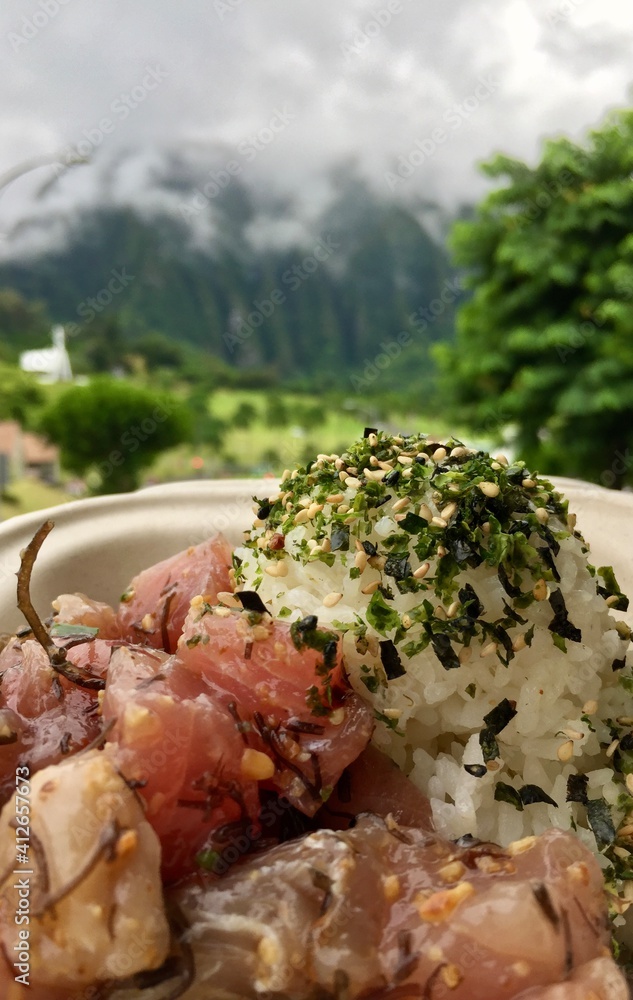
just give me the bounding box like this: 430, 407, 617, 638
0, 0, 631, 255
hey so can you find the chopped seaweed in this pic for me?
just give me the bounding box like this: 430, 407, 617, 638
548, 590, 582, 643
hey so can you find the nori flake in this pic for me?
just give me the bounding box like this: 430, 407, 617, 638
612, 658, 627, 672
566, 773, 589, 804
548, 589, 582, 643
479, 727, 500, 762
384, 554, 412, 582
379, 639, 406, 680
429, 633, 461, 671
464, 764, 487, 778
519, 784, 557, 808
498, 563, 521, 599
236, 591, 269, 615
330, 526, 350, 552
458, 583, 483, 620
586, 798, 615, 848
494, 781, 523, 810
483, 698, 517, 735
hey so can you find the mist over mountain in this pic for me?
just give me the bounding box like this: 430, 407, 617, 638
0, 164, 461, 387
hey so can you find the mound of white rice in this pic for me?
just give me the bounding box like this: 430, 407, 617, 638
236, 431, 633, 908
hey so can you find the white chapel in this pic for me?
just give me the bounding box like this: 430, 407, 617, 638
19, 325, 73, 383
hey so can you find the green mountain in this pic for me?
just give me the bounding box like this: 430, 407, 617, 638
0, 176, 460, 390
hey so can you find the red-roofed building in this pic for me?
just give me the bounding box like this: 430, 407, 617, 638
0, 421, 59, 485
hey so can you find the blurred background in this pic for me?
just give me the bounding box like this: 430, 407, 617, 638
1, 0, 633, 519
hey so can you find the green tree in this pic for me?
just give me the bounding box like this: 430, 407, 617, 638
437, 108, 633, 487
40, 378, 192, 493
0, 364, 44, 425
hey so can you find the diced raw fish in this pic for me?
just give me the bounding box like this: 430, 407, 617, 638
176, 607, 374, 813
0, 751, 169, 994
117, 535, 233, 652
165, 816, 623, 1000
102, 644, 260, 882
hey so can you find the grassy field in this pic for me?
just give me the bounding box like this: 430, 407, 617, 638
0, 478, 74, 521
152, 388, 456, 481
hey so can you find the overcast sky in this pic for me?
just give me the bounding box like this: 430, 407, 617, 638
0, 0, 632, 251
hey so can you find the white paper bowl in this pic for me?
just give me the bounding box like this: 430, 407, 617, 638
0, 477, 631, 634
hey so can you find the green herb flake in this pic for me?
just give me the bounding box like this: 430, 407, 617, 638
366, 590, 401, 636
50, 623, 99, 639
465, 682, 477, 698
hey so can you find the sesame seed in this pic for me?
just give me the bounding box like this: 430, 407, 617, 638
344, 514, 356, 525
402, 468, 413, 479
392, 497, 409, 512
294, 509, 310, 525
480, 641, 498, 658
323, 592, 343, 608
326, 493, 344, 505
335, 458, 345, 470
438, 860, 466, 883
557, 740, 574, 762
459, 646, 472, 665
532, 578, 548, 601
251, 625, 270, 641
402, 613, 413, 629
494, 454, 509, 466
338, 470, 349, 482
329, 707, 346, 725
562, 728, 583, 741
435, 605, 447, 620
479, 481, 500, 498
512, 633, 526, 652
535, 507, 549, 524
382, 708, 402, 719
431, 516, 448, 528
450, 446, 468, 458
413, 562, 430, 579
507, 835, 537, 856
437, 545, 448, 557
441, 502, 457, 520
582, 699, 598, 715
440, 964, 463, 989
626, 774, 633, 797
382, 874, 401, 902
432, 447, 447, 462
419, 503, 433, 521
606, 739, 620, 758
361, 580, 381, 595
522, 479, 537, 488
364, 469, 386, 481
213, 606, 232, 618
486, 760, 500, 771
447, 601, 460, 619
606, 595, 620, 607
346, 477, 361, 490
482, 521, 491, 535
568, 513, 577, 530
354, 551, 368, 572
241, 748, 275, 782
398, 455, 414, 465
217, 591, 241, 608
321, 537, 332, 553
